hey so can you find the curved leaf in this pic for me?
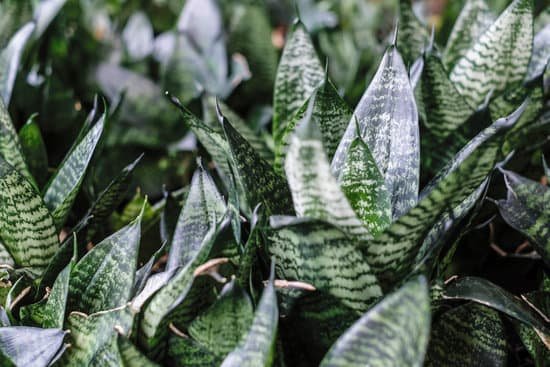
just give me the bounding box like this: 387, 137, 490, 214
332, 44, 419, 220
443, 0, 495, 70
43, 108, 106, 229
320, 276, 430, 367
285, 112, 368, 239
167, 332, 220, 367
449, 0, 534, 108
273, 21, 324, 147
0, 155, 58, 271
425, 303, 507, 367
118, 336, 160, 367
18, 115, 48, 187
268, 216, 382, 312
0, 326, 66, 367
526, 23, 550, 81
220, 263, 278, 367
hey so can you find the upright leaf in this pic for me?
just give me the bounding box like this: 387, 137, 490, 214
188, 280, 254, 356
497, 170, 550, 265
0, 155, 58, 271
338, 137, 392, 235
68, 211, 142, 313
0, 95, 34, 185
43, 109, 106, 228
332, 44, 419, 220
285, 111, 368, 239
526, 23, 550, 81
166, 164, 226, 270
118, 336, 160, 367
0, 22, 35, 105
276, 76, 353, 170
220, 263, 278, 367
167, 332, 221, 367
443, 0, 495, 70
273, 21, 324, 147
397, 0, 430, 65
449, 0, 534, 108
18, 115, 48, 187
320, 276, 430, 367
0, 326, 66, 367
268, 216, 382, 313
220, 107, 294, 216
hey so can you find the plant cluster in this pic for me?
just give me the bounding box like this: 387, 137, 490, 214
0, 0, 548, 366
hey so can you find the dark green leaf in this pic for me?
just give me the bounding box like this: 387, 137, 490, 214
397, 0, 430, 65
118, 336, 160, 367
18, 114, 48, 188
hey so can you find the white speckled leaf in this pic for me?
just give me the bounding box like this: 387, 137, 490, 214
332, 45, 419, 220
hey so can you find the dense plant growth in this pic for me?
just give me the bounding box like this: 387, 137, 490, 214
0, 0, 548, 366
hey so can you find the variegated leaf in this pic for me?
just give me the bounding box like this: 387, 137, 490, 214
0, 155, 58, 271
497, 169, 549, 265
273, 21, 324, 148
267, 216, 382, 313
397, 0, 430, 65
425, 303, 508, 367
220, 263, 278, 367
276, 76, 352, 170
516, 290, 550, 366
285, 111, 369, 239
188, 280, 254, 357
18, 114, 48, 188
0, 22, 34, 105
68, 210, 142, 314
320, 276, 430, 367
0, 95, 34, 186
0, 326, 66, 367
443, 0, 495, 70
167, 332, 221, 367
118, 336, 160, 367
449, 0, 534, 108
166, 164, 226, 270
332, 44, 419, 220
43, 108, 106, 229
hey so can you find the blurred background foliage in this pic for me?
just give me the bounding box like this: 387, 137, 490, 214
1, 0, 548, 296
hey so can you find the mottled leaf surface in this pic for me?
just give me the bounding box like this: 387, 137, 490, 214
443, 0, 495, 70
425, 303, 507, 367
18, 115, 48, 187
273, 21, 324, 147
397, 0, 430, 65
167, 333, 220, 367
320, 276, 430, 367
268, 216, 382, 313
220, 264, 278, 367
0, 155, 58, 271
332, 45, 419, 220
118, 336, 160, 367
450, 0, 533, 108
285, 114, 369, 239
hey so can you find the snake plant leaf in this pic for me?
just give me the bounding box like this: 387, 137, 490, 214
166, 164, 226, 271
443, 276, 550, 336
18, 114, 48, 188
320, 276, 430, 367
85, 155, 142, 241
61, 306, 134, 366
0, 95, 34, 186
220, 107, 294, 216
188, 280, 254, 356
397, 0, 430, 65
496, 170, 550, 265
285, 112, 369, 239
443, 0, 495, 70
0, 326, 67, 367
203, 97, 272, 162
425, 303, 507, 367
140, 217, 229, 352
544, 156, 549, 180
332, 44, 419, 220
88, 336, 124, 367
339, 136, 392, 236
276, 76, 353, 171
516, 291, 550, 366
0, 155, 58, 271
220, 262, 278, 367
21, 257, 73, 329
526, 23, 550, 81
420, 50, 475, 141
364, 108, 520, 287
43, 108, 107, 229
0, 22, 35, 105
118, 336, 160, 367
449, 0, 534, 108
68, 209, 142, 314
268, 216, 382, 313
273, 21, 324, 148
0, 241, 14, 269
33, 0, 67, 39
167, 332, 221, 367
